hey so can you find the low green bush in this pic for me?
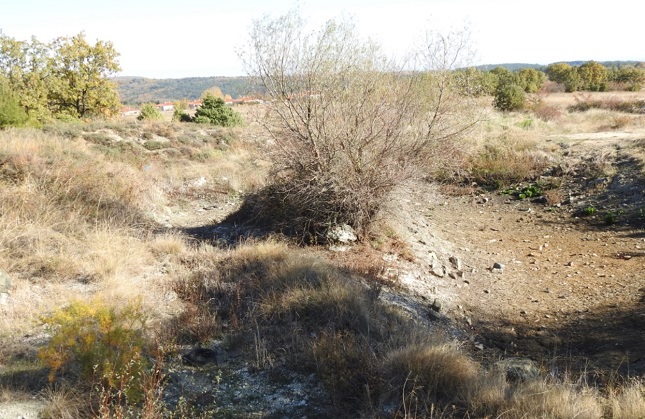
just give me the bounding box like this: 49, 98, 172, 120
137, 103, 163, 121
493, 84, 526, 112
38, 299, 149, 403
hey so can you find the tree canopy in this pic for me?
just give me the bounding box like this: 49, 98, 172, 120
0, 31, 122, 123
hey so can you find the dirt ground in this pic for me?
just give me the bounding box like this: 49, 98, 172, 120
166, 119, 645, 383
393, 129, 645, 381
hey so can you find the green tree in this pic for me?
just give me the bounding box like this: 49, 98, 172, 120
47, 32, 122, 118
137, 103, 162, 121
493, 83, 525, 112
489, 67, 517, 91
578, 61, 607, 92
0, 33, 50, 121
546, 63, 580, 92
611, 66, 644, 91
0, 77, 28, 127
193, 93, 242, 126
516, 68, 546, 93
453, 67, 496, 96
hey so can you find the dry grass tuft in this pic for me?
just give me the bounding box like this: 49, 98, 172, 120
508, 379, 604, 419
607, 380, 645, 419
382, 343, 480, 414
40, 384, 89, 419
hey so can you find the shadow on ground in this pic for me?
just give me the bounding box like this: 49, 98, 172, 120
474, 296, 645, 382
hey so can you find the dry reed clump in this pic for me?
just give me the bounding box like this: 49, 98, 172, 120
607, 380, 645, 419
466, 133, 554, 188
39, 384, 89, 419
506, 379, 604, 419
381, 343, 480, 416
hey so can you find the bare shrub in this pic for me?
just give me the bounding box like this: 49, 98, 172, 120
241, 11, 478, 237
527, 94, 563, 121
540, 80, 566, 93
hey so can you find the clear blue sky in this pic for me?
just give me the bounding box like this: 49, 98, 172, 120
2, 0, 642, 78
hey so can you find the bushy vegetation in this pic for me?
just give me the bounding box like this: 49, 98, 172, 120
137, 103, 163, 121
38, 300, 149, 402
0, 78, 28, 127
0, 31, 121, 123
547, 61, 645, 92
494, 83, 526, 111
240, 11, 479, 238
192, 93, 242, 126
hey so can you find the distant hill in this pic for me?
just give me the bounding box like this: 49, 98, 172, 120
117, 61, 643, 104
474, 60, 642, 72
114, 76, 264, 105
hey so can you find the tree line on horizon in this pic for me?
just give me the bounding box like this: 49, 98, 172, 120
1, 28, 644, 128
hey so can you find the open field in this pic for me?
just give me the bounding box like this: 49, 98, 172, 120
0, 96, 644, 418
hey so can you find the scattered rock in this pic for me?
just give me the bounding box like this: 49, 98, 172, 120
430, 299, 442, 312
495, 358, 539, 382
182, 347, 221, 367
328, 244, 351, 252
449, 256, 462, 270
430, 259, 445, 278
326, 224, 357, 244
492, 262, 505, 273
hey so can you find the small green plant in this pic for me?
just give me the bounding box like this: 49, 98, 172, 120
604, 211, 617, 225
518, 118, 533, 130
143, 140, 168, 150
584, 206, 597, 216
39, 299, 149, 402
502, 184, 543, 200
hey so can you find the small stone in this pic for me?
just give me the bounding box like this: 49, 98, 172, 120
182, 347, 220, 366
430, 261, 445, 278
449, 256, 462, 270
495, 358, 539, 382
484, 289, 491, 294
430, 299, 442, 312
328, 245, 351, 252
326, 224, 357, 244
